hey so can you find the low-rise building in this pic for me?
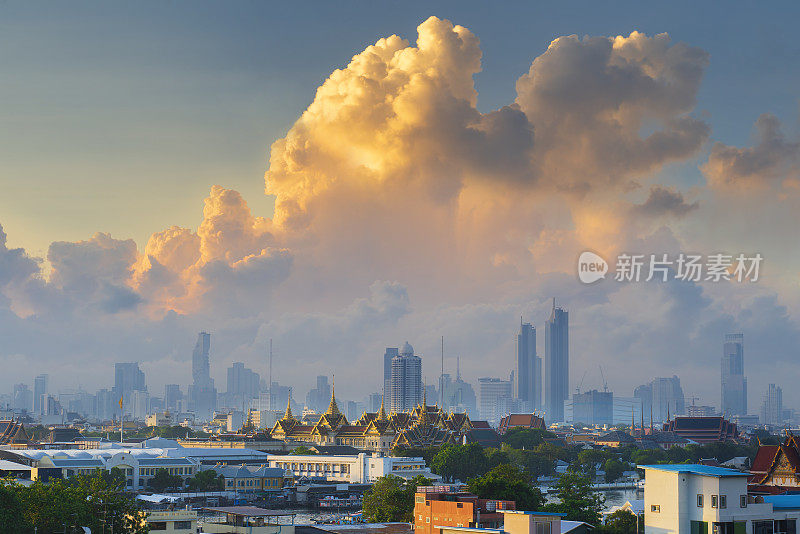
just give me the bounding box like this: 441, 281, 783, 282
267, 452, 438, 484
209, 465, 288, 494
145, 509, 198, 533
414, 485, 515, 534
641, 463, 800, 533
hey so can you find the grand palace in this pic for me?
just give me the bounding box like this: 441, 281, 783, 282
268, 383, 474, 452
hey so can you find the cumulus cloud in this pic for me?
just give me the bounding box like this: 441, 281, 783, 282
2, 18, 800, 408
632, 185, 698, 217
703, 113, 800, 191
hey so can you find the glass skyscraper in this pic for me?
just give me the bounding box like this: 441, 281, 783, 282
544, 299, 569, 423
514, 320, 541, 411
389, 342, 422, 413
721, 333, 747, 416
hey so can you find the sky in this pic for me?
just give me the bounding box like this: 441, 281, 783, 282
0, 1, 799, 413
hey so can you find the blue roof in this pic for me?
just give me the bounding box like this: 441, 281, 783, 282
764, 495, 800, 510
638, 464, 748, 477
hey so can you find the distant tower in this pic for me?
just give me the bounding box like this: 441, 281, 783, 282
383, 347, 399, 401
189, 332, 217, 421
721, 334, 747, 416
544, 299, 569, 423
514, 319, 541, 411
390, 342, 422, 413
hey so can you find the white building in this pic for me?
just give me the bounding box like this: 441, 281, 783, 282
641, 463, 800, 534
267, 452, 438, 484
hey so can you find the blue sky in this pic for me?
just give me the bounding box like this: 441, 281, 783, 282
1, 1, 798, 255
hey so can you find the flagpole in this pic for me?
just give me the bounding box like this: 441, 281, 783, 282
119, 394, 124, 444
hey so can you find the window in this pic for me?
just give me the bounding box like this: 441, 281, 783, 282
426, 517, 430, 523
754, 521, 774, 534
149, 522, 167, 531
697, 494, 704, 507
535, 522, 552, 534
719, 495, 727, 509
740, 495, 748, 508
775, 520, 797, 534
711, 495, 718, 508
173, 521, 192, 530
651, 505, 660, 513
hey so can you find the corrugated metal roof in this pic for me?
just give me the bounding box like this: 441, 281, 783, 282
638, 464, 748, 477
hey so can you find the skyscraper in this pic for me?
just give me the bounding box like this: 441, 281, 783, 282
760, 384, 783, 426
33, 374, 48, 415
306, 375, 332, 413
383, 347, 399, 397
634, 376, 685, 423
189, 332, 217, 420
164, 384, 182, 412
544, 299, 569, 422
389, 342, 422, 413
226, 362, 260, 409
113, 363, 146, 418
514, 320, 541, 411
721, 333, 747, 416
478, 377, 513, 423
572, 389, 613, 426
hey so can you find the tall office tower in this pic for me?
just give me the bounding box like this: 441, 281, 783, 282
164, 384, 182, 411
306, 375, 332, 413
572, 389, 613, 426
389, 342, 422, 413
760, 384, 783, 426
634, 376, 685, 423
113, 363, 146, 417
721, 333, 747, 416
544, 299, 569, 423
383, 348, 399, 397
189, 332, 217, 420
33, 374, 48, 415
514, 320, 541, 411
226, 362, 260, 409
478, 377, 513, 423
12, 384, 33, 412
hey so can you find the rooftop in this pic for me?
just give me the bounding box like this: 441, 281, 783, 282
638, 464, 748, 477
763, 495, 800, 511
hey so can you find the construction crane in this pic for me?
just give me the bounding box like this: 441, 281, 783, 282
576, 370, 587, 394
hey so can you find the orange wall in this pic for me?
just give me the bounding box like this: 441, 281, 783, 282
414, 498, 475, 534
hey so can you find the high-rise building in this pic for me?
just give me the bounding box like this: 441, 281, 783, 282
760, 384, 783, 426
306, 375, 332, 413
634, 376, 685, 423
440, 366, 478, 418
226, 362, 260, 410
389, 342, 422, 413
478, 377, 513, 423
544, 299, 569, 423
514, 320, 541, 412
721, 333, 747, 416
383, 347, 399, 397
164, 384, 182, 412
189, 332, 217, 420
12, 384, 33, 412
572, 389, 613, 426
33, 374, 48, 415
113, 363, 146, 417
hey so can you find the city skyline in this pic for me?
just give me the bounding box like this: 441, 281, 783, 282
1, 3, 799, 409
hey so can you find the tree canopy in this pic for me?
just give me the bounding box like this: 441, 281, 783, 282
467, 464, 545, 511
543, 472, 605, 526
362, 475, 431, 523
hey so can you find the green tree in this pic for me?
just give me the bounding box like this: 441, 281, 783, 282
544, 472, 604, 525
0, 482, 29, 533
467, 464, 545, 511
290, 445, 319, 455
603, 459, 626, 483
362, 475, 430, 523
431, 444, 489, 482
187, 469, 224, 491
149, 468, 183, 492
602, 510, 640, 533
501, 428, 553, 450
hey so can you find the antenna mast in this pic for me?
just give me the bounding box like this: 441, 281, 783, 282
269, 339, 273, 410
440, 336, 444, 407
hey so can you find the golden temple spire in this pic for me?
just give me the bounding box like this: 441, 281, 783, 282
377, 392, 388, 422
326, 374, 341, 416
283, 391, 294, 420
